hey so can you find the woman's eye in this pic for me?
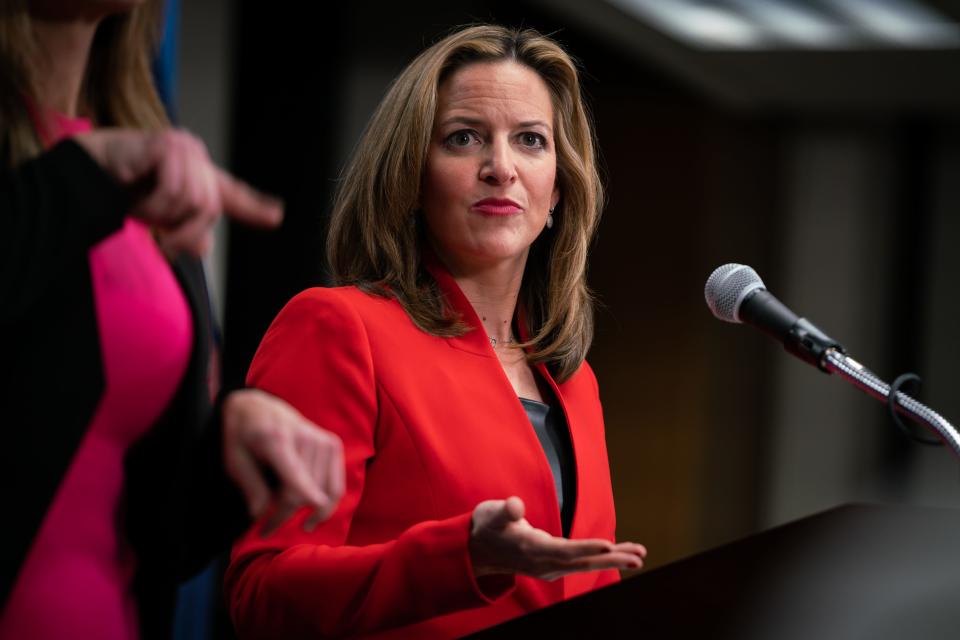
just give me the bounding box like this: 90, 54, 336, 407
445, 130, 479, 147
519, 132, 547, 149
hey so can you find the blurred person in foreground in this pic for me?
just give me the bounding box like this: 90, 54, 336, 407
0, 1, 344, 638
226, 24, 646, 639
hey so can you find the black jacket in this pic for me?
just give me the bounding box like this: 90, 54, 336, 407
1, 139, 248, 639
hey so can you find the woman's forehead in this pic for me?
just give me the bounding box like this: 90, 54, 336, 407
435, 61, 553, 126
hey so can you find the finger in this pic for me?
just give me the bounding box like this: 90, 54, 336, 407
200, 162, 220, 220
225, 445, 272, 519
565, 550, 645, 572
325, 435, 345, 505
520, 534, 614, 561
216, 169, 283, 228
535, 551, 644, 581
259, 499, 299, 538
611, 542, 647, 559
504, 496, 525, 520
137, 140, 185, 224
267, 437, 333, 515
160, 135, 192, 217
181, 144, 207, 219
106, 130, 159, 184
302, 486, 336, 531
485, 498, 525, 530
184, 134, 220, 217
306, 435, 344, 528
533, 550, 644, 581
302, 510, 326, 532
301, 441, 331, 532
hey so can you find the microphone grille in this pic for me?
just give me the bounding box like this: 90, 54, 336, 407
705, 263, 766, 323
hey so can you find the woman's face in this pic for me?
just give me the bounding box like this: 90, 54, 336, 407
421, 60, 560, 275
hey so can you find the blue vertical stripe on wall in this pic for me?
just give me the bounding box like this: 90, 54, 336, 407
152, 0, 180, 122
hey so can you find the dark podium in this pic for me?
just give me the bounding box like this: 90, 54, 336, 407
469, 504, 960, 639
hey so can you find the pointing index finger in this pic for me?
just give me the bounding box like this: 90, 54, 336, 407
216, 168, 284, 228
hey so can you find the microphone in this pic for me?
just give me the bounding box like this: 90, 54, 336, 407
704, 262, 960, 456
704, 263, 843, 371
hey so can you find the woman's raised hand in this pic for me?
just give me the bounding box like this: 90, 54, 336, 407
74, 128, 282, 256
469, 496, 646, 581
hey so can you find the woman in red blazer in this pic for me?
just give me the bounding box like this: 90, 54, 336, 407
227, 24, 646, 639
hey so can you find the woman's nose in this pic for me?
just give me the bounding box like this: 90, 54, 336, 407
478, 139, 517, 185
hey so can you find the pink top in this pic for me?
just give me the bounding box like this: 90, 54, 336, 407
0, 113, 194, 639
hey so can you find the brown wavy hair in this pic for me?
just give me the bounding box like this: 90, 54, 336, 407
327, 24, 603, 382
0, 0, 167, 168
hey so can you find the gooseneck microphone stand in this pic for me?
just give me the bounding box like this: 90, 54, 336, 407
822, 348, 960, 457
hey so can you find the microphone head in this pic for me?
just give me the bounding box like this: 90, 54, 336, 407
705, 263, 766, 323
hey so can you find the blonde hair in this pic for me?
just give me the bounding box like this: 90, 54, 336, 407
328, 25, 604, 382
0, 0, 168, 167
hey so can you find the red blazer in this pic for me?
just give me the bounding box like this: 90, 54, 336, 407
226, 261, 619, 639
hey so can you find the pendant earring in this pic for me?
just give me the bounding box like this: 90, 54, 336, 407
546, 206, 555, 229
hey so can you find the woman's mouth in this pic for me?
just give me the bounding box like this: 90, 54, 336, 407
471, 198, 523, 216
